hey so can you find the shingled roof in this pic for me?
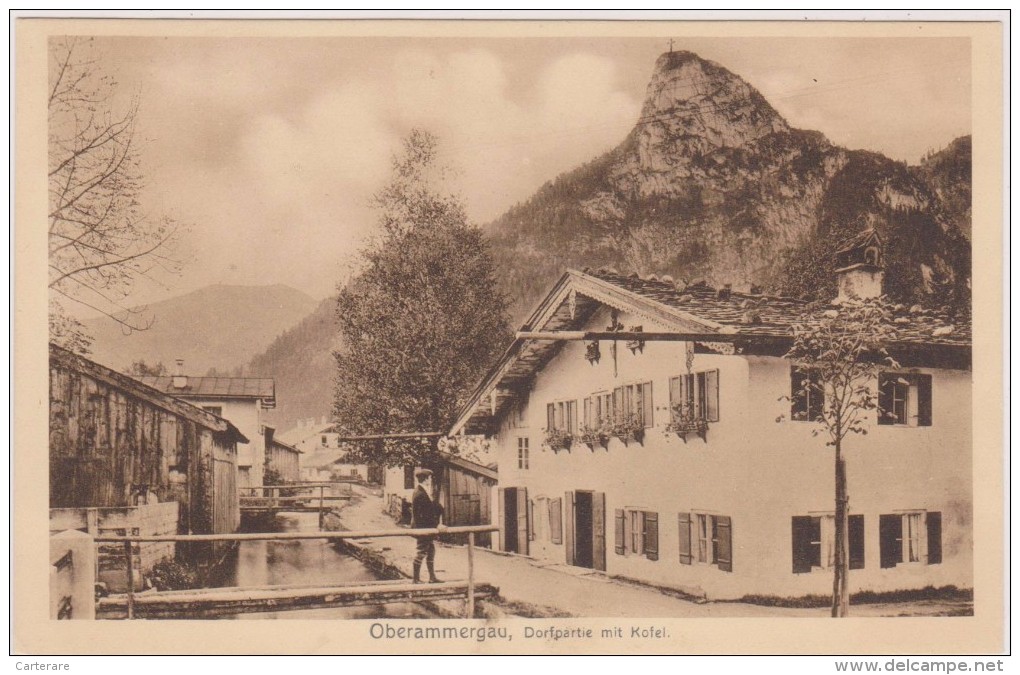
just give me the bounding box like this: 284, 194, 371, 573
450, 268, 971, 436
138, 376, 276, 408
586, 268, 970, 347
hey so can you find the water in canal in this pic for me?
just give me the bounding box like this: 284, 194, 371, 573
216, 512, 432, 619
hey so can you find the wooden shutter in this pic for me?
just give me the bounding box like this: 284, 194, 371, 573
613, 386, 624, 418
592, 492, 606, 571
678, 512, 692, 564
915, 374, 933, 427
583, 397, 591, 428
547, 403, 555, 430
714, 515, 732, 572
614, 509, 625, 555
791, 516, 815, 573
642, 382, 654, 428
879, 514, 901, 568
528, 499, 535, 541
878, 374, 894, 425
926, 511, 942, 564
564, 491, 575, 565
498, 488, 508, 552
568, 400, 577, 433
643, 511, 659, 561
669, 376, 681, 417
516, 488, 529, 556
549, 498, 562, 544
685, 374, 695, 415
705, 370, 719, 422
849, 514, 865, 570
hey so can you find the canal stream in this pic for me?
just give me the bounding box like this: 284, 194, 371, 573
215, 512, 432, 620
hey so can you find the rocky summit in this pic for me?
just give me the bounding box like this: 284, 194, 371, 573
487, 50, 971, 320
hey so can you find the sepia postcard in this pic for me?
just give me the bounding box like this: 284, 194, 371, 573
13, 14, 1006, 656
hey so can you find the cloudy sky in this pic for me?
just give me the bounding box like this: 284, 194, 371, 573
80, 35, 970, 307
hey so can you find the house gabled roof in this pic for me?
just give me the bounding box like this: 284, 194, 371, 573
138, 376, 276, 408
269, 438, 303, 455
277, 422, 335, 446
450, 268, 971, 436
439, 451, 498, 482
50, 344, 249, 444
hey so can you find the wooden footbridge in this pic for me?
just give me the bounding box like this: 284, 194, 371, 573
90, 525, 499, 620
239, 483, 352, 527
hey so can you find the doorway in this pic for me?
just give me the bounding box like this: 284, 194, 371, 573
574, 491, 594, 569
504, 489, 519, 553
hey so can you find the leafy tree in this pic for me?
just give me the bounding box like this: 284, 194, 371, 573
48, 37, 184, 352
333, 130, 511, 469
780, 297, 899, 617
125, 359, 167, 377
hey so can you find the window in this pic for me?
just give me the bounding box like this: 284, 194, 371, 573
517, 437, 530, 470
790, 367, 824, 422
202, 405, 223, 417
668, 371, 720, 423
880, 512, 942, 567
583, 391, 615, 427
792, 515, 865, 573
614, 509, 659, 560
584, 383, 653, 428
878, 373, 932, 426
321, 435, 329, 446
546, 400, 578, 432
548, 498, 563, 544
678, 512, 732, 571
402, 464, 415, 490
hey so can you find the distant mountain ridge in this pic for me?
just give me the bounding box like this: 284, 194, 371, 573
486, 50, 971, 318
84, 284, 318, 374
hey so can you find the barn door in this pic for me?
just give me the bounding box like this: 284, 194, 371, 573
592, 491, 606, 571
516, 487, 529, 556
564, 491, 576, 566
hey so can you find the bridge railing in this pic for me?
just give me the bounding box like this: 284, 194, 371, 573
94, 524, 499, 619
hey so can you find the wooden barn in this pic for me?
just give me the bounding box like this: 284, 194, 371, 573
436, 452, 497, 547
49, 344, 248, 552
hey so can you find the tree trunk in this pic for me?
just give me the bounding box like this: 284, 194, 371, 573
832, 443, 850, 617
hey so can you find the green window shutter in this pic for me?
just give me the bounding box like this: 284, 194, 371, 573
643, 381, 654, 428
915, 374, 933, 427
879, 514, 901, 568
714, 515, 733, 572
926, 512, 942, 564
678, 512, 692, 564
878, 374, 895, 426
849, 514, 865, 570
705, 370, 719, 422
644, 511, 659, 561
614, 509, 625, 555
791, 516, 815, 573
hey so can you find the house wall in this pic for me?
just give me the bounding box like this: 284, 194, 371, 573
186, 397, 263, 489
48, 361, 240, 547
492, 306, 972, 599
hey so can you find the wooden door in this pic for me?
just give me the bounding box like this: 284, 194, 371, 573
516, 487, 529, 556
564, 491, 575, 566
498, 487, 508, 552
592, 491, 606, 571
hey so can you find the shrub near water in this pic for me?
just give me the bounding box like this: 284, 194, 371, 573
149, 559, 198, 591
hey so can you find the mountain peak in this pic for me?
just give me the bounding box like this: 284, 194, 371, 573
636, 50, 790, 161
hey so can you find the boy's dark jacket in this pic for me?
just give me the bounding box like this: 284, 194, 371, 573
411, 485, 443, 529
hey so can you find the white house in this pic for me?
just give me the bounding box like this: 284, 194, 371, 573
140, 363, 275, 489
450, 250, 971, 600
278, 418, 371, 483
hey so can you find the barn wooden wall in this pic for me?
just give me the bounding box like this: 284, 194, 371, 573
49, 360, 239, 540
